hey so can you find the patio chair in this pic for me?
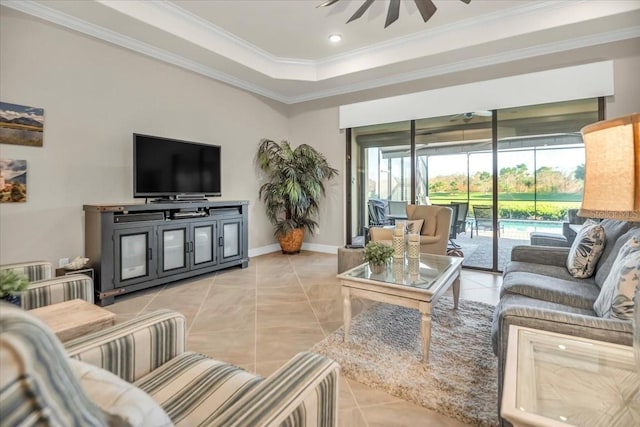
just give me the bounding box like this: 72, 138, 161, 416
530, 208, 590, 247
472, 205, 500, 238
367, 199, 393, 227
450, 202, 469, 236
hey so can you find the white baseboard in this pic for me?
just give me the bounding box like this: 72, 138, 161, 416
248, 243, 339, 258
248, 244, 280, 258
301, 243, 339, 254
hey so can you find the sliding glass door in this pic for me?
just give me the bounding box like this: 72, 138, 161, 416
496, 99, 599, 269
346, 98, 601, 271
349, 121, 411, 246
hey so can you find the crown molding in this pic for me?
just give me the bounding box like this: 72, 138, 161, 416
0, 0, 290, 103
2, 0, 639, 105
287, 25, 640, 104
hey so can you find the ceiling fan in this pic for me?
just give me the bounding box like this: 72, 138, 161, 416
450, 111, 492, 122
318, 0, 471, 28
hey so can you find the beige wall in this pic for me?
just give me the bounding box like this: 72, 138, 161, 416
607, 55, 640, 118
288, 107, 345, 249
1, 8, 638, 267
0, 9, 289, 265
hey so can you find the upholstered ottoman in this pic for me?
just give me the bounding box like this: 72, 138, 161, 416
337, 246, 365, 273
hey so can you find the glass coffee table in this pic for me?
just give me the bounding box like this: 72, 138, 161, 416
502, 325, 640, 427
337, 253, 463, 363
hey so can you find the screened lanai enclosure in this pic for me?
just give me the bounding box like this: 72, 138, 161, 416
348, 98, 601, 271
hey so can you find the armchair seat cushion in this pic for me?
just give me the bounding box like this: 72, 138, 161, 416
135, 352, 263, 426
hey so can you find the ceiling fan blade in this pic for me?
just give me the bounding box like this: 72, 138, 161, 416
414, 0, 437, 23
316, 0, 341, 8
459, 0, 471, 4
385, 0, 401, 28
347, 0, 375, 23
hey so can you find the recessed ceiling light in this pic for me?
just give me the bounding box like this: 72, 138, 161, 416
328, 34, 342, 43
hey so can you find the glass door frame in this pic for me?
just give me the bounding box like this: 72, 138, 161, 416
345, 98, 603, 273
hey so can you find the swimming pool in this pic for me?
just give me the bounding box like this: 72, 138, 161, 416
500, 219, 563, 233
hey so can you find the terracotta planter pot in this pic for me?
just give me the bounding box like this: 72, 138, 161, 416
278, 228, 304, 254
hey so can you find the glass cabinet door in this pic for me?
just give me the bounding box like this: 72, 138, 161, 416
220, 218, 242, 263
192, 223, 216, 269
114, 227, 157, 286
158, 225, 189, 277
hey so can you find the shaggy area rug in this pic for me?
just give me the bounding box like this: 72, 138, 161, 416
311, 297, 498, 427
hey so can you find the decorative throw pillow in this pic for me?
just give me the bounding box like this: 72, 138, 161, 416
405, 219, 424, 234
68, 359, 173, 427
566, 219, 606, 278
593, 236, 640, 320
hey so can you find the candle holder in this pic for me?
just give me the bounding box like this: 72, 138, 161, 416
392, 223, 405, 259
392, 258, 404, 282
407, 232, 420, 259
408, 257, 420, 283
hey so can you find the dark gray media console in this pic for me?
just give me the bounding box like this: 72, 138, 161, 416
84, 201, 249, 306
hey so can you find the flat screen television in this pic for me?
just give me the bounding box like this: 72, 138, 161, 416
133, 133, 221, 199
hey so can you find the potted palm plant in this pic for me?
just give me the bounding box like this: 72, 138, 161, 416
257, 139, 338, 254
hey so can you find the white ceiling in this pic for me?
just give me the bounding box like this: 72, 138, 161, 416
3, 0, 640, 104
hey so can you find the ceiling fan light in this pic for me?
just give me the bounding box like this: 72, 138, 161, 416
328, 34, 342, 43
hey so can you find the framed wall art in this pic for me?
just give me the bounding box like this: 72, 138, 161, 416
0, 101, 44, 147
0, 159, 27, 203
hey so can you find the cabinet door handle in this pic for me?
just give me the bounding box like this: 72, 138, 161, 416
148, 248, 153, 260
190, 241, 194, 253
218, 236, 223, 247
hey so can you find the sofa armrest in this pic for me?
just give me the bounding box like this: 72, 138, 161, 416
369, 227, 393, 242
510, 245, 570, 267
21, 274, 94, 309
213, 352, 340, 427
64, 309, 187, 383
494, 305, 632, 360
1, 260, 52, 281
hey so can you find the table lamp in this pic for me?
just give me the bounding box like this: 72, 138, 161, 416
578, 113, 639, 220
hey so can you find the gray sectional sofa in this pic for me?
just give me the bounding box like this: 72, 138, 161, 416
491, 219, 640, 425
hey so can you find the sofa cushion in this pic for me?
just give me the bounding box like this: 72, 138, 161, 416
503, 261, 595, 285
595, 226, 640, 288
69, 358, 172, 427
405, 219, 424, 234
501, 271, 600, 309
135, 352, 262, 426
593, 236, 640, 320
566, 219, 606, 278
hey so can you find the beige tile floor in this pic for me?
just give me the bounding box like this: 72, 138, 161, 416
105, 251, 502, 427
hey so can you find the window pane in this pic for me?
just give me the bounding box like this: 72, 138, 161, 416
350, 121, 411, 245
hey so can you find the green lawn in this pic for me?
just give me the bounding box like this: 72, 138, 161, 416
428, 192, 582, 220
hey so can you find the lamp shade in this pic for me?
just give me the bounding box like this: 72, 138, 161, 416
579, 113, 639, 220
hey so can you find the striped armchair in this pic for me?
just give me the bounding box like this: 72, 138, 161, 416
0, 261, 94, 309
0, 304, 340, 426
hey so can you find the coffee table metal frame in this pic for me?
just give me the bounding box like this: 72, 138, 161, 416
337, 253, 462, 363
